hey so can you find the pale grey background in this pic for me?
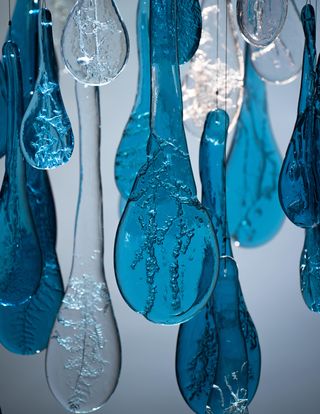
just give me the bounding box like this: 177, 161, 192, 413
0, 1, 319, 413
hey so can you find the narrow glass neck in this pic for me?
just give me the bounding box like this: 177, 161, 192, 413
38, 8, 58, 83
244, 46, 265, 105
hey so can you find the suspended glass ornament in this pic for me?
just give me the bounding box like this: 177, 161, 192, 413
237, 0, 288, 47
279, 4, 318, 228
176, 110, 260, 413
61, 0, 129, 85
250, 0, 303, 85
114, 0, 203, 201
183, 0, 244, 137
227, 46, 284, 247
20, 8, 74, 170
0, 41, 42, 306
114, 0, 219, 325
46, 83, 121, 413
0, 63, 7, 158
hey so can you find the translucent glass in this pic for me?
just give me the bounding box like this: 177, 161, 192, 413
250, 0, 303, 84
46, 84, 121, 413
237, 0, 288, 47
61, 0, 129, 86
0, 41, 42, 306
227, 46, 284, 247
183, 0, 244, 137
176, 110, 260, 413
279, 4, 318, 228
0, 63, 7, 158
114, 0, 219, 325
20, 8, 74, 170
114, 0, 203, 200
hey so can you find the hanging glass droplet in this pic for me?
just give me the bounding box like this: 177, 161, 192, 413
0, 62, 7, 158
237, 0, 288, 47
250, 0, 303, 85
183, 0, 244, 137
227, 46, 284, 247
114, 0, 219, 325
278, 4, 318, 228
61, 0, 129, 85
176, 110, 260, 413
20, 8, 74, 170
0, 41, 42, 306
46, 84, 121, 413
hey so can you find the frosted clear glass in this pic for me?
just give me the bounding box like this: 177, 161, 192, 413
61, 0, 129, 86
46, 84, 121, 413
237, 0, 288, 47
183, 0, 244, 137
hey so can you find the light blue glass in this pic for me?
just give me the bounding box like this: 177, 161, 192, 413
114, 0, 219, 325
0, 63, 7, 158
176, 110, 260, 413
114, 0, 202, 201
278, 4, 318, 228
227, 46, 284, 247
20, 8, 74, 170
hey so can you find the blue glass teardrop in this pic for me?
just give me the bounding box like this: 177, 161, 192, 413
20, 8, 74, 170
0, 63, 7, 158
227, 46, 284, 247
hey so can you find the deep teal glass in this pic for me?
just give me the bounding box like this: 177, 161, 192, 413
0, 63, 7, 158
114, 0, 219, 325
278, 4, 318, 228
176, 110, 260, 413
227, 46, 284, 247
20, 8, 74, 170
114, 0, 202, 201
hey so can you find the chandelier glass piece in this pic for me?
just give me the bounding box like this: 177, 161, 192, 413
237, 0, 288, 47
183, 0, 244, 137
176, 110, 260, 413
250, 0, 303, 85
114, 0, 219, 325
61, 0, 129, 86
227, 46, 284, 247
46, 83, 121, 413
279, 4, 318, 228
20, 7, 74, 170
0, 63, 7, 158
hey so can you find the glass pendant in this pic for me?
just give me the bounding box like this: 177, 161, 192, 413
176, 110, 260, 413
61, 0, 129, 86
237, 0, 288, 47
0, 63, 7, 158
183, 0, 244, 137
114, 0, 219, 325
278, 4, 318, 228
250, 0, 303, 85
227, 46, 284, 247
46, 84, 121, 413
114, 0, 203, 201
20, 8, 74, 170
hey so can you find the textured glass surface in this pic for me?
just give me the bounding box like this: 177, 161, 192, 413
20, 8, 74, 170
0, 41, 42, 306
227, 46, 284, 247
278, 4, 318, 228
176, 110, 260, 413
46, 84, 121, 414
0, 63, 7, 158
114, 0, 203, 200
250, 0, 303, 85
183, 0, 244, 137
61, 0, 129, 86
114, 0, 219, 325
237, 0, 288, 47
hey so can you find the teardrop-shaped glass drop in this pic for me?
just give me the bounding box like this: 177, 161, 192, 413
0, 41, 42, 306
237, 0, 288, 47
61, 0, 129, 85
227, 46, 284, 247
176, 110, 260, 413
114, 0, 203, 201
300, 226, 320, 313
114, 0, 219, 325
46, 84, 121, 414
0, 63, 7, 158
278, 4, 318, 228
20, 8, 74, 170
250, 0, 303, 85
183, 0, 244, 137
